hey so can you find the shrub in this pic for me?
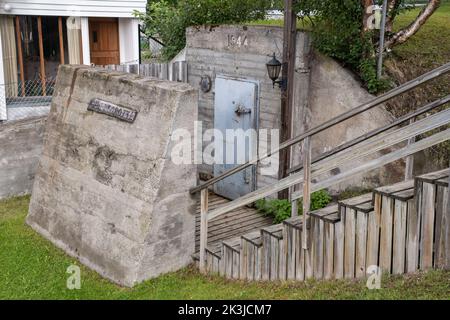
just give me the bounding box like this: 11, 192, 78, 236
255, 189, 332, 224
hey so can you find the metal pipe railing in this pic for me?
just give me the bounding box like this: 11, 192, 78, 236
190, 62, 450, 195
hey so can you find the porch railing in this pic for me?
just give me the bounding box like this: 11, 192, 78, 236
190, 62, 450, 272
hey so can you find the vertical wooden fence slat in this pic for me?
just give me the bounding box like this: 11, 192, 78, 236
434, 185, 448, 268
270, 236, 278, 280
262, 232, 270, 281
199, 189, 208, 273
305, 216, 314, 279
445, 172, 450, 269
232, 250, 240, 279
285, 225, 295, 280
367, 194, 381, 269
392, 200, 407, 274
334, 212, 345, 279
379, 196, 394, 273
420, 182, 436, 270
355, 212, 368, 278
344, 207, 356, 279
295, 227, 305, 281
406, 198, 419, 273
324, 222, 335, 280
240, 239, 248, 280
314, 218, 324, 279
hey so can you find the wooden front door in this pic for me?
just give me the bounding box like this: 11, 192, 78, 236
89, 18, 120, 65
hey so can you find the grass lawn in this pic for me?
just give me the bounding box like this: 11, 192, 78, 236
392, 1, 450, 69
0, 196, 449, 300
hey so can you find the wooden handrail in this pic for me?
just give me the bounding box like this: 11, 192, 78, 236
196, 62, 450, 267
207, 109, 450, 220
190, 62, 450, 194
287, 95, 450, 175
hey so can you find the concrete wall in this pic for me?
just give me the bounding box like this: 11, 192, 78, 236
186, 25, 308, 190
26, 65, 198, 287
306, 52, 402, 192
186, 25, 402, 194
0, 116, 46, 200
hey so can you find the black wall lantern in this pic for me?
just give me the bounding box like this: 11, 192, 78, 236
266, 53, 286, 90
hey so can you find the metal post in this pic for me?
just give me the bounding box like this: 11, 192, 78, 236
377, 0, 388, 79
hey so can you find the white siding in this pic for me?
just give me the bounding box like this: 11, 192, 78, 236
0, 0, 146, 18
119, 18, 139, 64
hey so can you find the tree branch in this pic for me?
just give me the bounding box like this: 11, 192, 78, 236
384, 0, 441, 49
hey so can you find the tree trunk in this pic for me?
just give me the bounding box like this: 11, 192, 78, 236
384, 0, 441, 50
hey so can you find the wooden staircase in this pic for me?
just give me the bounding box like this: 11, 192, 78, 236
190, 63, 450, 282
197, 169, 449, 281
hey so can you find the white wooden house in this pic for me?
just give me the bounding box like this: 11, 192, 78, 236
0, 0, 147, 120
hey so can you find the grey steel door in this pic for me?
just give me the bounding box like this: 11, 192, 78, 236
213, 75, 258, 199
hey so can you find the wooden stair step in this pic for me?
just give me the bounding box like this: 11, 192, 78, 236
261, 224, 284, 239
283, 215, 303, 230
339, 193, 373, 207
390, 188, 415, 201
435, 178, 449, 187
374, 179, 414, 197
310, 204, 339, 219
321, 212, 340, 224
416, 168, 449, 184
242, 230, 263, 247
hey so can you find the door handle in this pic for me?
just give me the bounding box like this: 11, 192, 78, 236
234, 104, 252, 115
243, 169, 250, 184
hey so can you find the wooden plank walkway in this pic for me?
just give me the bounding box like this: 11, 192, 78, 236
195, 192, 273, 253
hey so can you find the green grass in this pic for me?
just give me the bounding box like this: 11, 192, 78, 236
392, 1, 450, 69
0, 196, 449, 300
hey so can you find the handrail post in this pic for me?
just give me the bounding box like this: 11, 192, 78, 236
404, 117, 416, 180
302, 136, 311, 249
199, 189, 209, 273
290, 195, 298, 217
